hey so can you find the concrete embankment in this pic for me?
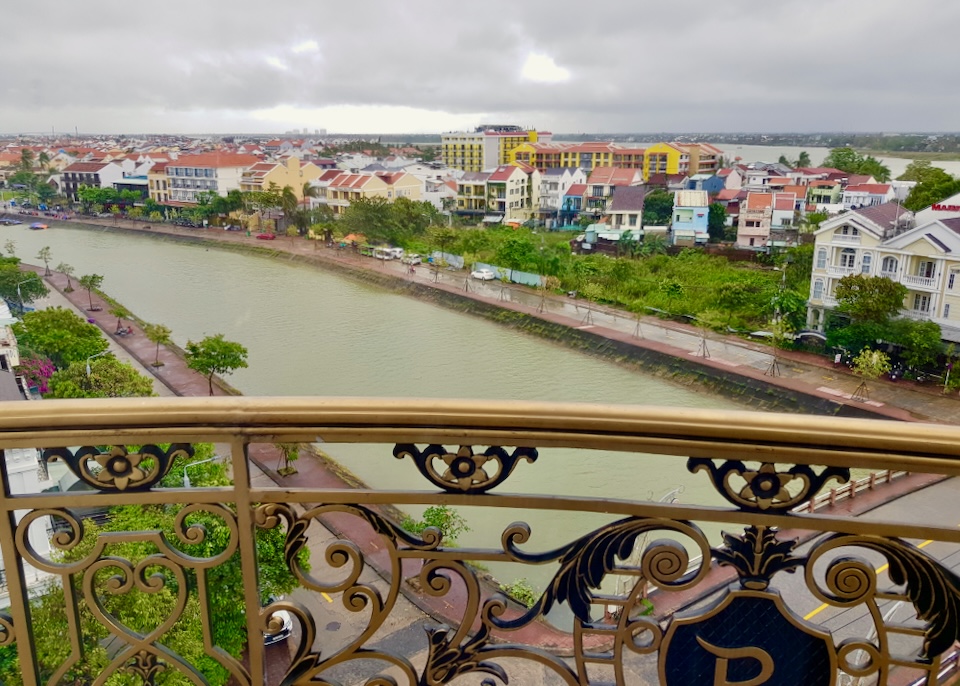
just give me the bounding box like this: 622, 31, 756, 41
56, 218, 928, 422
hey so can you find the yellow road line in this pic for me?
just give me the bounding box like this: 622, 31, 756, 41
804, 539, 935, 621
322, 592, 333, 603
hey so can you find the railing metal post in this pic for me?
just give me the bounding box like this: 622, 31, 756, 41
230, 439, 265, 686
0, 451, 39, 685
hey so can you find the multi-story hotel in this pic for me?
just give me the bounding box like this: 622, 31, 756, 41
441, 125, 551, 172
162, 153, 260, 204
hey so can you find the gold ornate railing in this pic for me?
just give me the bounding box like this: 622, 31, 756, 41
1, 396, 959, 685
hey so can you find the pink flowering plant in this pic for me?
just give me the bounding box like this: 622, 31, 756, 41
19, 355, 55, 394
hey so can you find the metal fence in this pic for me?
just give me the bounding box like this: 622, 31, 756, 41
0, 397, 957, 685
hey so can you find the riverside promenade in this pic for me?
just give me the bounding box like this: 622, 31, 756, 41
16, 221, 957, 660
58, 213, 960, 424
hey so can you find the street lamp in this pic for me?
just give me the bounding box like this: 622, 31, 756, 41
85, 349, 111, 376
182, 455, 222, 488
15, 277, 39, 316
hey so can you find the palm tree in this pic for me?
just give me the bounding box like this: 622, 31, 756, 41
19, 149, 34, 171
144, 323, 172, 367
56, 262, 75, 291
280, 185, 298, 232
37, 151, 50, 172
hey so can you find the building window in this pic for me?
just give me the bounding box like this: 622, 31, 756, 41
813, 279, 824, 301
914, 294, 931, 313
917, 260, 935, 278
816, 249, 827, 270
950, 273, 956, 290
861, 253, 872, 274
945, 304, 952, 319
881, 256, 898, 274
628, 215, 637, 226
840, 248, 856, 268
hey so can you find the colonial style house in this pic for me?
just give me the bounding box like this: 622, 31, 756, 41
805, 203, 960, 342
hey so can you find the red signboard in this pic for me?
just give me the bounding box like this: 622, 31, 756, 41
932, 203, 960, 212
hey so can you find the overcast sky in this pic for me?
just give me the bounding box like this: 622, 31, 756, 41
3, 1, 957, 135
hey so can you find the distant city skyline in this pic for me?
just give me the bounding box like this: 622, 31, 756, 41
3, 1, 957, 135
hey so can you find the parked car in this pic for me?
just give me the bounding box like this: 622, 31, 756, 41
256, 233, 277, 240
263, 600, 293, 645
224, 224, 242, 231
402, 253, 422, 265
470, 268, 496, 281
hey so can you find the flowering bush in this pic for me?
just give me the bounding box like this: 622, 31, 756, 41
19, 355, 55, 394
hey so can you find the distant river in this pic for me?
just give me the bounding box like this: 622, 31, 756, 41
716, 143, 960, 178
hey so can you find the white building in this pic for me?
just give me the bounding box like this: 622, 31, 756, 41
803, 203, 960, 335
539, 168, 587, 227
165, 153, 260, 204
915, 190, 960, 225
841, 183, 894, 210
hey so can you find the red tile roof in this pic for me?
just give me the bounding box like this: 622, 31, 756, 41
566, 184, 587, 196
745, 193, 773, 210
715, 188, 740, 201
63, 161, 113, 172
846, 183, 891, 194
587, 167, 641, 186
774, 193, 796, 211
173, 153, 260, 168
488, 165, 520, 182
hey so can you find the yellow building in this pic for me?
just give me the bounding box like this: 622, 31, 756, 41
240, 157, 324, 200
147, 162, 170, 204
806, 203, 960, 342
643, 142, 689, 179
509, 142, 644, 172
441, 125, 550, 172
313, 171, 422, 215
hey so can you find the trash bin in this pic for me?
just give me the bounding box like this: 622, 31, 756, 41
246, 230, 251, 237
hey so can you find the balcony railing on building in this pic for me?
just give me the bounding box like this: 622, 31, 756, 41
0, 397, 959, 685
903, 274, 940, 290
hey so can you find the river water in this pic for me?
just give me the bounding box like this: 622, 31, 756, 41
13, 224, 750, 606
715, 143, 960, 178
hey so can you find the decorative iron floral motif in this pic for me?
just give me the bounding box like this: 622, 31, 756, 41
422, 622, 506, 686
687, 458, 849, 512
498, 517, 711, 626
808, 534, 960, 661
124, 650, 167, 684
394, 444, 538, 493
713, 525, 803, 590
43, 444, 194, 492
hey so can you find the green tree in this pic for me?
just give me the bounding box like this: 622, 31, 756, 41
185, 334, 249, 395
19, 148, 34, 171
144, 322, 172, 367
895, 319, 943, 370
36, 246, 52, 276
78, 273, 104, 310
46, 355, 155, 398
835, 274, 907, 324
12, 307, 109, 368
36, 151, 49, 172
642, 189, 674, 226
822, 147, 891, 182
494, 233, 539, 271
797, 151, 812, 168
56, 262, 75, 290
707, 203, 727, 242
805, 211, 829, 230
901, 163, 960, 212
109, 304, 130, 332
0, 269, 48, 311
852, 347, 891, 400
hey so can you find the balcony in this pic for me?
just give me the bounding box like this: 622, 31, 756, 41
903, 274, 939, 290
827, 265, 857, 277
1, 397, 959, 685
832, 234, 861, 244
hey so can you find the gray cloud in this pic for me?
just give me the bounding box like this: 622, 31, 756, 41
2, 0, 958, 133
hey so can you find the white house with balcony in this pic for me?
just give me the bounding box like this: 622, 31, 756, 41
806, 203, 960, 341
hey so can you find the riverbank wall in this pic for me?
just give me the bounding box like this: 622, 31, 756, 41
68, 221, 894, 420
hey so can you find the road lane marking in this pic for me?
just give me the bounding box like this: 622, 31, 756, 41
804, 539, 935, 621
322, 592, 332, 603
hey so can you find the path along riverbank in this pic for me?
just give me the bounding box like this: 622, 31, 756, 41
15, 213, 957, 653
21, 262, 947, 656
52, 213, 960, 424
